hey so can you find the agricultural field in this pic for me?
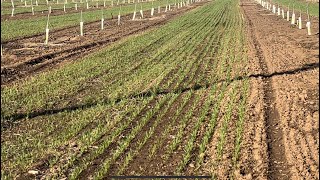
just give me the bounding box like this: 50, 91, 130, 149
1, 0, 319, 179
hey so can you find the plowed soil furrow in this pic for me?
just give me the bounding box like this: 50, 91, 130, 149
242, 2, 290, 179
1, 2, 207, 85
297, 133, 319, 178
282, 94, 319, 179
294, 116, 319, 168
242, 0, 319, 179
289, 130, 314, 179
238, 20, 267, 178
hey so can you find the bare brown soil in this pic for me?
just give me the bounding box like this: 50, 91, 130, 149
240, 0, 319, 179
1, 2, 207, 86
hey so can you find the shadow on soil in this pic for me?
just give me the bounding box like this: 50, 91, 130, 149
1, 62, 318, 130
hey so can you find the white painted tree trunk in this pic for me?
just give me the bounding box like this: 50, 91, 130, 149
101, 18, 104, 29
291, 13, 295, 24
132, 11, 136, 20
80, 21, 84, 36
298, 16, 302, 29
306, 21, 311, 35
140, 9, 143, 18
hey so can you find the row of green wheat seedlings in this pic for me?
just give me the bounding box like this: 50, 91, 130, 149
230, 13, 248, 163
197, 8, 230, 84
47, 98, 150, 178
145, 19, 226, 157
3, 103, 119, 179
216, 83, 238, 161
146, 20, 224, 149
96, 16, 210, 99
116, 92, 182, 174
139, 3, 224, 89
163, 0, 232, 170
1, 0, 216, 171
214, 0, 247, 166
130, 35, 200, 95
232, 78, 249, 166
191, 22, 227, 86
160, 29, 215, 90
195, 82, 227, 169
148, 91, 193, 159
52, 96, 155, 178
59, 26, 183, 105
3, 94, 131, 168
91, 95, 170, 179
190, 18, 233, 170
55, 24, 178, 104
103, 6, 222, 98
176, 84, 219, 173
156, 6, 225, 90
162, 8, 226, 90
194, 13, 239, 165
214, 14, 242, 161
47, 100, 132, 164
163, 91, 201, 161
224, 6, 243, 72
67, 10, 209, 107
204, 16, 231, 83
